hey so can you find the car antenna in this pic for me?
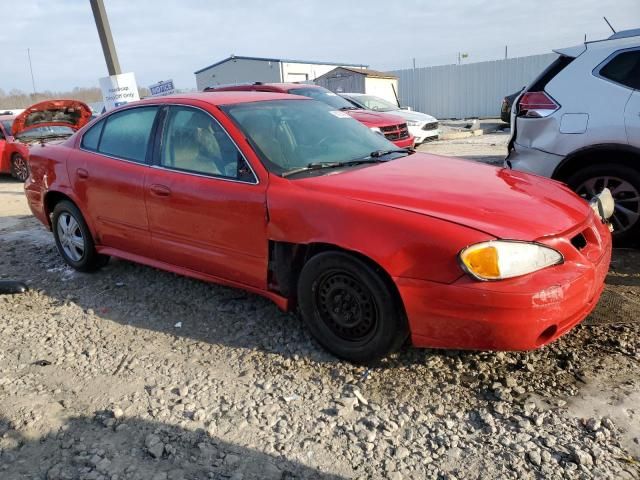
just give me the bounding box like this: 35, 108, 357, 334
603, 16, 616, 34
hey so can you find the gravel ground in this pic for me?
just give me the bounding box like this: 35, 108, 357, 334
416, 131, 509, 166
1, 144, 639, 480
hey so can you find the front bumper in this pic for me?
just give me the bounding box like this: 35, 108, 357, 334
392, 135, 415, 149
505, 142, 564, 178
409, 125, 439, 144
396, 215, 612, 351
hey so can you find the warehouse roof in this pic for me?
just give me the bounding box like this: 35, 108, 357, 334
316, 66, 398, 79
194, 55, 368, 74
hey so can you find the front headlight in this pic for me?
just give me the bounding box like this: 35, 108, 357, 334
459, 241, 563, 281
406, 120, 421, 126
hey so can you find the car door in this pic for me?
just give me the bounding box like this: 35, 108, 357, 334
144, 104, 268, 288
67, 105, 160, 256
0, 122, 10, 173
598, 47, 640, 147
626, 90, 640, 148
0, 127, 6, 172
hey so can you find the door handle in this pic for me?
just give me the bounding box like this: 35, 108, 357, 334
150, 184, 171, 197
76, 168, 89, 179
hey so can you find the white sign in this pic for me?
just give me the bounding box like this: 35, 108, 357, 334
99, 72, 140, 112
149, 79, 175, 97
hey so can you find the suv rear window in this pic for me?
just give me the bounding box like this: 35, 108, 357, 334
599, 50, 640, 89
528, 55, 575, 92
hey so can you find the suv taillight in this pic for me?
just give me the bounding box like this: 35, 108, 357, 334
517, 91, 559, 118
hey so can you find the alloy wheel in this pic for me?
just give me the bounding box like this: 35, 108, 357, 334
56, 212, 85, 262
575, 175, 640, 234
12, 155, 29, 181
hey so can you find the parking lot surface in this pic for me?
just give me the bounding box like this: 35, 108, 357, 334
1, 146, 639, 479
416, 131, 508, 166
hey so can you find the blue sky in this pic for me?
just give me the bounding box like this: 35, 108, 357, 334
1, 0, 637, 93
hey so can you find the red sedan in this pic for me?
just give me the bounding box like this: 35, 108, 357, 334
24, 92, 612, 362
1, 100, 92, 181
0, 114, 29, 181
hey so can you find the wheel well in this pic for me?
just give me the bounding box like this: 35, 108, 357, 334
553, 146, 640, 182
43, 191, 75, 227
268, 241, 405, 313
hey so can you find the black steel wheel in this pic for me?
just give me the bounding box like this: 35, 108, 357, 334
298, 251, 408, 363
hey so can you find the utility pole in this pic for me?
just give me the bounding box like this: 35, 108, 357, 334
504, 45, 508, 60
412, 57, 416, 69
90, 0, 121, 76
27, 48, 37, 95
457, 52, 460, 65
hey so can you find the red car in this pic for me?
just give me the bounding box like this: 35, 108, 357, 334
206, 83, 415, 149
24, 92, 612, 362
0, 114, 29, 181
0, 100, 92, 181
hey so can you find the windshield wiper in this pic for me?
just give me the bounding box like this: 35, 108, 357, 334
282, 159, 385, 178
339, 106, 359, 111
369, 148, 413, 158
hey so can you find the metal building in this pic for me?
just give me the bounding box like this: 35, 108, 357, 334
194, 55, 367, 91
389, 53, 557, 119
315, 67, 400, 104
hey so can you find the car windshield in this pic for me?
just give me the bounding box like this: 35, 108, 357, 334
1, 120, 12, 136
222, 99, 401, 176
17, 125, 74, 139
353, 95, 400, 112
288, 87, 356, 110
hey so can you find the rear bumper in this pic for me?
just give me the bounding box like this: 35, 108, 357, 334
24, 178, 49, 228
506, 142, 564, 178
396, 221, 612, 351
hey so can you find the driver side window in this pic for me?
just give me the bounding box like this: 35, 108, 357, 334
161, 106, 255, 182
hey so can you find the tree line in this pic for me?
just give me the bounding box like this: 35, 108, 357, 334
0, 86, 151, 110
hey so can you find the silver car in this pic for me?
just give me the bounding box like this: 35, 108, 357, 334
340, 93, 440, 144
507, 28, 640, 245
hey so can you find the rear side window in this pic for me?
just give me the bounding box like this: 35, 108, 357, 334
599, 50, 640, 89
81, 120, 104, 151
98, 107, 158, 163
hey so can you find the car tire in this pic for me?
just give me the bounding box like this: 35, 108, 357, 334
297, 251, 408, 363
10, 153, 29, 182
52, 200, 109, 272
567, 163, 640, 247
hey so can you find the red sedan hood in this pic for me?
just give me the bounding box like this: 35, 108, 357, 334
295, 153, 591, 240
12, 99, 92, 137
345, 109, 406, 128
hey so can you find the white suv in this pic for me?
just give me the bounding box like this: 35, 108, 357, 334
507, 28, 640, 245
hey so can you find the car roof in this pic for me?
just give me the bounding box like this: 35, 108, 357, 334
208, 83, 325, 93
134, 91, 309, 106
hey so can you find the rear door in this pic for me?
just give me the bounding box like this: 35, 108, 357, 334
68, 105, 160, 255
144, 104, 268, 288
626, 91, 640, 148
600, 49, 640, 146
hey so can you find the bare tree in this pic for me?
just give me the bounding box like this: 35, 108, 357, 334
0, 87, 105, 109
